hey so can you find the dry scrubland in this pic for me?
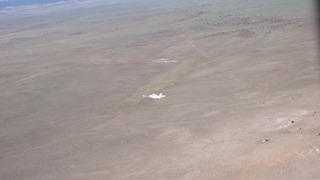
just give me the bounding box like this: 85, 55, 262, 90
0, 0, 319, 179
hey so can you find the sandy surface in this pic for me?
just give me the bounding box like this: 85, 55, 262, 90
1, 0, 319, 179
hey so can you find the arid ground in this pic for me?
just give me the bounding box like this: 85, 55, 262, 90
0, 0, 319, 179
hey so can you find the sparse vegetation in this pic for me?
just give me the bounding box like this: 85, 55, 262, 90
0, 0, 318, 179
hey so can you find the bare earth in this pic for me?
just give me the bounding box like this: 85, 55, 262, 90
0, 0, 319, 179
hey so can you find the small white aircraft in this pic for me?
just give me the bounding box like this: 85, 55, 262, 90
142, 93, 166, 100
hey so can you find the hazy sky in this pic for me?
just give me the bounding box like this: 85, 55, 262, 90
0, 0, 68, 8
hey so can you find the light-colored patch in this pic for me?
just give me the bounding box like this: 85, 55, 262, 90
236, 91, 262, 100
277, 110, 314, 125
275, 117, 300, 130
200, 110, 220, 119
292, 110, 312, 117
157, 127, 193, 143
308, 147, 320, 156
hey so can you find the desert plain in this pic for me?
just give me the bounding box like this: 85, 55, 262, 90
0, 0, 319, 179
